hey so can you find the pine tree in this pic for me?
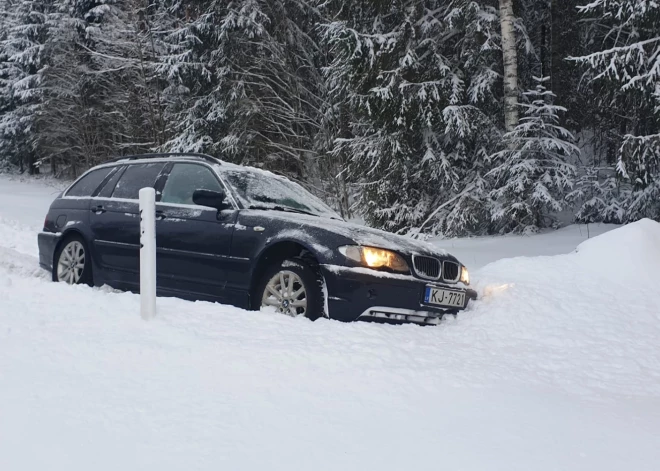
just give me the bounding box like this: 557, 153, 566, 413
569, 166, 625, 224
0, 0, 655, 232
321, 0, 503, 236
34, 0, 172, 175
162, 0, 324, 179
0, 0, 57, 173
0, 0, 19, 170
488, 77, 577, 233
571, 0, 660, 222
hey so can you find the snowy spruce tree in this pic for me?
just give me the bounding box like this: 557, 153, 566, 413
321, 0, 503, 236
162, 0, 325, 178
0, 0, 19, 170
34, 0, 175, 175
31, 0, 108, 175
0, 0, 657, 232
0, 0, 57, 173
572, 0, 660, 222
77, 0, 171, 155
488, 77, 578, 233
569, 166, 625, 224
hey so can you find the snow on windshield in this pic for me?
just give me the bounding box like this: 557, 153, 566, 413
219, 167, 340, 219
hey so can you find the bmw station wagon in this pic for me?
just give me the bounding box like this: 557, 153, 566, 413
38, 153, 477, 325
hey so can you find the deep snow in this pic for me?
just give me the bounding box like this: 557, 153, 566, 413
432, 222, 619, 269
1, 175, 659, 471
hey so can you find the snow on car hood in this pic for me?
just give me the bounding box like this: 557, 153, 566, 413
248, 210, 449, 258
336, 221, 449, 257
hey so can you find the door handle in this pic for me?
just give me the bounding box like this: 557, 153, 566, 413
91, 205, 106, 214
155, 210, 166, 221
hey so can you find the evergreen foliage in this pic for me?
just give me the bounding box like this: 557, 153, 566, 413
571, 0, 660, 223
161, 0, 324, 178
321, 0, 502, 236
488, 77, 578, 233
0, 0, 658, 233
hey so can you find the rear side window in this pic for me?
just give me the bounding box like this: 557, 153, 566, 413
161, 163, 224, 205
66, 167, 114, 197
96, 166, 125, 198
111, 163, 165, 200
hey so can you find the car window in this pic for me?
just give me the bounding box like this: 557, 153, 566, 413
66, 167, 114, 197
96, 166, 125, 198
221, 169, 340, 219
111, 163, 166, 200
161, 163, 224, 205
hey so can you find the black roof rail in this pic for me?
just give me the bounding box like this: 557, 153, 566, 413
107, 152, 222, 165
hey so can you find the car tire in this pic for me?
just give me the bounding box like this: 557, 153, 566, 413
255, 257, 325, 321
53, 234, 93, 286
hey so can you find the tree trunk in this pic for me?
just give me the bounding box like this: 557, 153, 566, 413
499, 0, 519, 132
27, 154, 39, 175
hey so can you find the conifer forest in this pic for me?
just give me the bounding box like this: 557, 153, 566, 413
1, 0, 658, 236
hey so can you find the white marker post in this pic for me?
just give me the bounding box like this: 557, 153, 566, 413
139, 187, 157, 320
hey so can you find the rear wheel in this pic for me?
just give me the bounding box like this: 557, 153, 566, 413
256, 258, 325, 321
54, 235, 92, 285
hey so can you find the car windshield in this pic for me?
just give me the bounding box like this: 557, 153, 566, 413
220, 168, 341, 219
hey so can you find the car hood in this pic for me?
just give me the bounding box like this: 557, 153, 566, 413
244, 209, 451, 259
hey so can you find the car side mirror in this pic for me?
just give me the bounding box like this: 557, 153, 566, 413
192, 189, 230, 211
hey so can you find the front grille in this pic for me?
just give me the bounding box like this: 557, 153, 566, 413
412, 255, 441, 280
442, 261, 460, 282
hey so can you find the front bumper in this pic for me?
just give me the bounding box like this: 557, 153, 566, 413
321, 264, 477, 325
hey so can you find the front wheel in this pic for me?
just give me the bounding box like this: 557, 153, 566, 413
256, 258, 325, 321
54, 235, 92, 285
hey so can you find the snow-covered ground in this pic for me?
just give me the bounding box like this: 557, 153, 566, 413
433, 222, 618, 269
1, 174, 659, 471
0, 175, 65, 227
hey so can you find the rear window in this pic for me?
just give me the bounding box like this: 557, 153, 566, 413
66, 167, 114, 197
111, 163, 165, 200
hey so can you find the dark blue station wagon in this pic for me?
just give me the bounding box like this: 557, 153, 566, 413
38, 153, 476, 325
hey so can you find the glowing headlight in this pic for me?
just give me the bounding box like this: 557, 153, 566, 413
339, 246, 409, 273
460, 265, 470, 285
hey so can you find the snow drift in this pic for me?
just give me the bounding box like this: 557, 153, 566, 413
1, 203, 659, 470
575, 217, 660, 284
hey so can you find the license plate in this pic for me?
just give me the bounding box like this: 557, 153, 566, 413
424, 286, 466, 308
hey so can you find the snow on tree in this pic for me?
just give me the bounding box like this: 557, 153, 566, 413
571, 0, 660, 222
162, 0, 325, 179
0, 1, 20, 170
74, 0, 171, 154
569, 166, 625, 224
321, 0, 503, 236
0, 0, 657, 232
0, 0, 57, 173
9, 0, 170, 176
488, 77, 578, 233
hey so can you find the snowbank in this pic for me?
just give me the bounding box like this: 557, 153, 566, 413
0, 179, 659, 470
575, 218, 660, 283
433, 222, 618, 268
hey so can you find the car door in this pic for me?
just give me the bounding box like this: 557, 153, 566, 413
57, 165, 119, 233
155, 162, 242, 303
89, 162, 167, 289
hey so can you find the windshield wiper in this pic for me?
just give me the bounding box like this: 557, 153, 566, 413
248, 204, 319, 217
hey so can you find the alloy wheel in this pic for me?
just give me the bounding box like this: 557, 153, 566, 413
261, 270, 308, 317
57, 240, 86, 284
